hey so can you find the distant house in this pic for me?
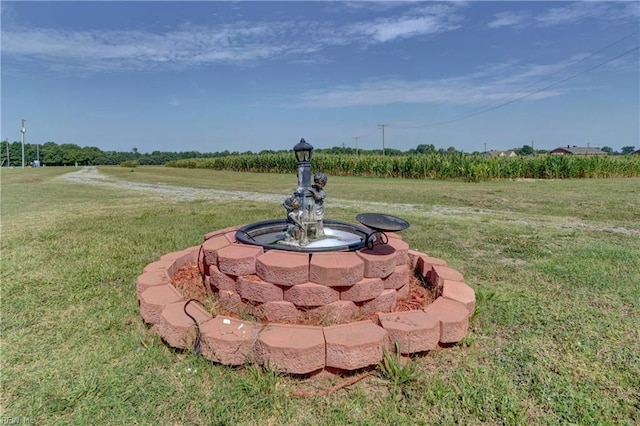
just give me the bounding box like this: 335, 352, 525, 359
632, 149, 640, 155
549, 146, 606, 155
485, 150, 518, 157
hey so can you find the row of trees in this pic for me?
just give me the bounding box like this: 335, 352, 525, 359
0, 140, 469, 167
601, 146, 637, 155
0, 141, 221, 167
1, 140, 636, 168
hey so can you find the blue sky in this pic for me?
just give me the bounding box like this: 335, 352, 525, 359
2, 1, 639, 154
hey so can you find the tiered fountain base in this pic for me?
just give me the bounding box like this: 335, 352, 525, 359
137, 225, 475, 374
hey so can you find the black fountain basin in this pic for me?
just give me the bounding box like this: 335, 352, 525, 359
235, 219, 372, 253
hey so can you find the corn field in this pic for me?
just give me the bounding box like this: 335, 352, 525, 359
166, 153, 640, 181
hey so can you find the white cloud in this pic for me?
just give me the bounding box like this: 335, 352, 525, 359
487, 11, 529, 29
349, 3, 464, 42
351, 15, 459, 42
536, 2, 610, 26
2, 22, 313, 74
1, 4, 466, 73
297, 61, 574, 108
488, 1, 639, 29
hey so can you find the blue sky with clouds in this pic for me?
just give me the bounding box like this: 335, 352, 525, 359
2, 1, 638, 154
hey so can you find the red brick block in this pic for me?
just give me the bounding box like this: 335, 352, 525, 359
143, 259, 177, 276
256, 324, 326, 374
284, 282, 339, 307
305, 300, 359, 325
309, 252, 364, 287
386, 237, 410, 266
202, 235, 232, 269
359, 289, 398, 316
378, 310, 439, 354
139, 284, 185, 325
208, 264, 236, 292
184, 245, 202, 255
200, 316, 262, 365
340, 277, 384, 302
430, 265, 464, 287
442, 280, 476, 315
424, 297, 469, 343
416, 255, 448, 280
217, 244, 263, 276
160, 249, 195, 270
256, 250, 309, 286
262, 301, 303, 323
407, 249, 425, 269
237, 275, 283, 303
156, 300, 213, 349
204, 276, 212, 294
396, 283, 410, 300
203, 225, 240, 242
224, 230, 237, 243
136, 270, 172, 298
382, 264, 410, 290
324, 321, 388, 370
218, 290, 242, 314
356, 244, 397, 278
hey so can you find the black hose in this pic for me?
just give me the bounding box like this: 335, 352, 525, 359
236, 229, 257, 242
183, 299, 202, 355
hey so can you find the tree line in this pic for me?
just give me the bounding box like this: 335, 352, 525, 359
0, 140, 474, 167
1, 140, 636, 168
0, 141, 224, 167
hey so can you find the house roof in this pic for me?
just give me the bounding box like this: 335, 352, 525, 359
550, 146, 605, 155
485, 150, 517, 157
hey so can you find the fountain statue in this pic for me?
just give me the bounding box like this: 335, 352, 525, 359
282, 139, 328, 246
235, 139, 374, 252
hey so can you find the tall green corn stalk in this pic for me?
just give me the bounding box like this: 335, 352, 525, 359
166, 153, 640, 181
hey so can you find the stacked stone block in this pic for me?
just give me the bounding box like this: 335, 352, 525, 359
137, 226, 476, 374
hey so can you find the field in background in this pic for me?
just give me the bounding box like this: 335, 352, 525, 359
1, 166, 639, 424
167, 152, 640, 181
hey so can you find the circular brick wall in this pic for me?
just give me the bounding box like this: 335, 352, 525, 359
137, 225, 475, 374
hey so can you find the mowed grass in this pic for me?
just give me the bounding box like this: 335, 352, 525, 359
1, 166, 639, 425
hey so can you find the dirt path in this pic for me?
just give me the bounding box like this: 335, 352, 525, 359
60, 167, 639, 236
60, 166, 429, 212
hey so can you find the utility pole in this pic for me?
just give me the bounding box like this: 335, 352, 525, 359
21, 119, 26, 169
353, 136, 359, 155
3, 139, 8, 167
378, 124, 388, 155
484, 142, 487, 154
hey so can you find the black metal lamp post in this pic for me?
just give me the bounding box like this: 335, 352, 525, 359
294, 138, 313, 191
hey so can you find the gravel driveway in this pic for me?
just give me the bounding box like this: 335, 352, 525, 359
60, 167, 639, 236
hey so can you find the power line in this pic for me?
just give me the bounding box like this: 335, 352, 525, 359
416, 30, 640, 128
394, 32, 639, 130
402, 29, 640, 130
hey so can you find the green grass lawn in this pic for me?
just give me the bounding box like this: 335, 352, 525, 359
2, 166, 639, 425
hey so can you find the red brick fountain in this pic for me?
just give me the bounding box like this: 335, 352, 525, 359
137, 140, 475, 374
